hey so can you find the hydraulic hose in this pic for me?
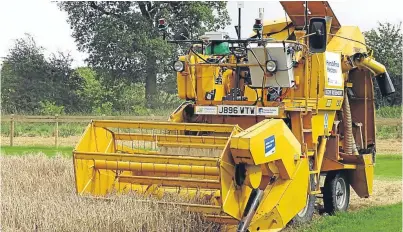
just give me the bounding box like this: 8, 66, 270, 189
343, 92, 359, 155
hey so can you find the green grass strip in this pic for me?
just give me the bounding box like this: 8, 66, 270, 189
0, 146, 73, 157
375, 155, 402, 179
302, 203, 402, 232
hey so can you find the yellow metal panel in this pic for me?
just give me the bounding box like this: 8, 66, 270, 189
118, 175, 221, 189
248, 158, 309, 231
92, 120, 238, 133
75, 152, 219, 166
243, 85, 261, 102
230, 120, 300, 179
114, 133, 229, 145
327, 26, 367, 56
157, 141, 225, 149
177, 55, 196, 99
269, 27, 295, 41
262, 17, 292, 34
222, 119, 309, 231
94, 160, 219, 176
196, 62, 220, 101
311, 110, 336, 140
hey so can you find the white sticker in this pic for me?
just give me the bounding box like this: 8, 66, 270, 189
264, 135, 276, 157
326, 99, 332, 107
194, 106, 218, 115
257, 107, 279, 116
217, 105, 256, 116
195, 105, 280, 116
326, 52, 342, 87
324, 113, 329, 129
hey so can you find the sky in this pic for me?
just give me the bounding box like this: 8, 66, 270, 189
1, 0, 402, 68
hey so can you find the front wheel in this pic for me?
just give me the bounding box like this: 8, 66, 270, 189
290, 193, 316, 224
323, 171, 350, 214
290, 172, 316, 225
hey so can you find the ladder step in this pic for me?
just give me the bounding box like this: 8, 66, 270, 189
310, 170, 320, 174
310, 190, 321, 195
307, 151, 315, 157
302, 129, 312, 133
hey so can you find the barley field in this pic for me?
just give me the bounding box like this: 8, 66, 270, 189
0, 155, 221, 232
1, 153, 401, 232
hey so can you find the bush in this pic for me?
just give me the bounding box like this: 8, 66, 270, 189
39, 100, 65, 115
92, 102, 114, 116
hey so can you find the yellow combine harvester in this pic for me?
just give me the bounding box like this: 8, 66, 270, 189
73, 1, 395, 231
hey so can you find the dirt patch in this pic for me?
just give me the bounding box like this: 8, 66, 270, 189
349, 179, 402, 210
376, 139, 402, 155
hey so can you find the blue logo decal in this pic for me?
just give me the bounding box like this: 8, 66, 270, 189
264, 135, 275, 157
258, 108, 264, 114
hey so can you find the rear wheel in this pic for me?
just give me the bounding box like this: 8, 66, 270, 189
323, 171, 350, 214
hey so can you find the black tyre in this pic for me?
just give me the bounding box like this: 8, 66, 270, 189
290, 165, 316, 225
323, 171, 350, 214
290, 192, 316, 224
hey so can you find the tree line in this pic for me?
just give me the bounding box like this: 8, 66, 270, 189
1, 2, 230, 115
0, 1, 401, 115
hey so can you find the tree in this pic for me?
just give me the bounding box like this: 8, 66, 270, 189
1, 34, 83, 114
1, 35, 49, 113
58, 1, 230, 107
364, 21, 402, 108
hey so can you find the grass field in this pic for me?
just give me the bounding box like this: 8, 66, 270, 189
376, 124, 402, 139
1, 106, 401, 139
301, 203, 402, 232
376, 106, 402, 118
1, 145, 73, 156
375, 155, 402, 179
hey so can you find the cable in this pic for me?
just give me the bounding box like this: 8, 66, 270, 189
276, 65, 293, 72
253, 88, 259, 105
275, 88, 289, 101
328, 33, 372, 51
190, 47, 210, 63
247, 47, 266, 73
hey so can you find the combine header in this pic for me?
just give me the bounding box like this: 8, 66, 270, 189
73, 1, 394, 231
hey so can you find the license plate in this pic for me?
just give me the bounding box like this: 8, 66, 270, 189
217, 105, 256, 116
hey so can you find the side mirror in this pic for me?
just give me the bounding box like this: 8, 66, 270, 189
308, 18, 327, 53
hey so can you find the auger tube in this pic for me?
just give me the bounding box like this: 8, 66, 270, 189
237, 188, 264, 232
352, 53, 395, 96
